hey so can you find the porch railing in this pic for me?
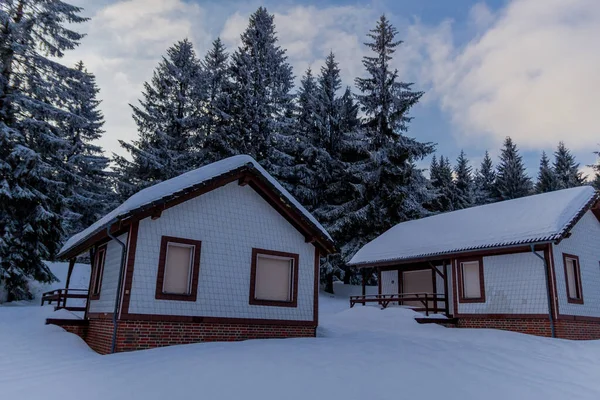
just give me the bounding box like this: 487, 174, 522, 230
41, 288, 88, 313
349, 293, 447, 316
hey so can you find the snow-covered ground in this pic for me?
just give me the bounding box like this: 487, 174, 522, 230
2, 264, 600, 399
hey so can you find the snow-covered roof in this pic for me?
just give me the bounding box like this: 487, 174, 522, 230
59, 155, 333, 257
349, 186, 599, 266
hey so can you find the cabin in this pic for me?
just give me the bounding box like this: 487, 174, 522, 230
347, 186, 600, 340
46, 155, 335, 354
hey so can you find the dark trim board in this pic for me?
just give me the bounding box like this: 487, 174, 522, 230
562, 253, 584, 304
249, 248, 299, 308
155, 236, 202, 302
456, 256, 486, 304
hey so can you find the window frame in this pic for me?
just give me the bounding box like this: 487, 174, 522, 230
155, 236, 202, 302
457, 256, 486, 303
249, 248, 299, 308
90, 244, 107, 300
563, 253, 583, 304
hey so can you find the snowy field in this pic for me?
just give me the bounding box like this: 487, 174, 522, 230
2, 265, 600, 399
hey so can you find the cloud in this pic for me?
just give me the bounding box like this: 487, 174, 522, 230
64, 0, 208, 157
417, 0, 600, 152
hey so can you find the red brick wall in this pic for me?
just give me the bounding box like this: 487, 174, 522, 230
555, 319, 600, 340
60, 324, 87, 338
75, 319, 315, 354
456, 317, 600, 340
457, 317, 553, 337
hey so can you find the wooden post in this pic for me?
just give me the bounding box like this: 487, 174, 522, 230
431, 265, 437, 313
361, 270, 367, 306
84, 248, 95, 320
443, 261, 450, 317
64, 258, 76, 308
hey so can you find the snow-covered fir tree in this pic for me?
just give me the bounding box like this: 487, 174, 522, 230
473, 151, 496, 205
228, 7, 294, 164
590, 150, 600, 190
61, 61, 113, 237
535, 151, 558, 193
495, 137, 532, 200
453, 150, 473, 210
429, 155, 455, 212
199, 38, 233, 164
114, 39, 203, 200
0, 0, 88, 300
349, 15, 434, 271
553, 142, 584, 189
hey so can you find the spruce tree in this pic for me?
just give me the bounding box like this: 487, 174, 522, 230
535, 151, 558, 193
200, 38, 233, 164
454, 150, 473, 210
228, 7, 294, 164
0, 0, 87, 300
590, 150, 600, 190
349, 15, 434, 259
61, 61, 113, 237
114, 39, 203, 199
495, 137, 532, 200
553, 142, 584, 189
473, 151, 496, 205
429, 155, 455, 212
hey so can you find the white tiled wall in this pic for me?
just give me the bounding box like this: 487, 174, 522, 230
552, 210, 600, 317
128, 182, 316, 321
89, 233, 128, 314
457, 252, 549, 315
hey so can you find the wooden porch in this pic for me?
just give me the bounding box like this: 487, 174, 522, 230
41, 288, 88, 312
349, 292, 447, 316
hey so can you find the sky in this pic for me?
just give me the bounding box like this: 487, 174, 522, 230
63, 0, 600, 179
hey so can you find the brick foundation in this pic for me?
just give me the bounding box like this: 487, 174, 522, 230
456, 316, 600, 340
50, 318, 316, 355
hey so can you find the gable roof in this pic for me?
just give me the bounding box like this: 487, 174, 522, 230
348, 186, 599, 267
58, 155, 335, 259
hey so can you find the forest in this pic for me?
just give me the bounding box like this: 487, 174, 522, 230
1, 1, 598, 299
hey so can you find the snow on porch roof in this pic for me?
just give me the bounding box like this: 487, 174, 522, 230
59, 155, 332, 257
348, 186, 599, 267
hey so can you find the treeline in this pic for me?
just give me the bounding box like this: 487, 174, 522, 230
1, 2, 599, 300
429, 139, 587, 213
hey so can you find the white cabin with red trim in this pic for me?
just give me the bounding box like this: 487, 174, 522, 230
348, 186, 600, 340
48, 156, 334, 354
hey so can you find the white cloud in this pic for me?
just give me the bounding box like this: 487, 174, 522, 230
417, 0, 600, 152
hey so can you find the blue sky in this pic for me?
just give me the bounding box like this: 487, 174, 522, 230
66, 0, 600, 179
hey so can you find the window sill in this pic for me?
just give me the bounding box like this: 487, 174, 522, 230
250, 298, 298, 308
155, 292, 197, 302
567, 297, 584, 304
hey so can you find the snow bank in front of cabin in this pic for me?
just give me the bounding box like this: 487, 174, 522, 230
2, 275, 600, 399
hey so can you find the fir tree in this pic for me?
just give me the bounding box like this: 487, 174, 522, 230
495, 137, 532, 200
200, 38, 233, 164
454, 150, 473, 209
228, 7, 294, 164
114, 39, 203, 199
429, 155, 455, 212
473, 151, 496, 205
0, 0, 88, 300
553, 142, 584, 189
347, 15, 434, 262
535, 151, 558, 193
61, 61, 113, 237
590, 149, 600, 190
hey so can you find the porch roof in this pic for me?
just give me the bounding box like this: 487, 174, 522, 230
349, 186, 599, 267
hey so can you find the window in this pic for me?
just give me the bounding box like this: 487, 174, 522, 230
563, 253, 583, 304
249, 248, 299, 307
458, 257, 485, 303
155, 236, 201, 301
90, 245, 106, 300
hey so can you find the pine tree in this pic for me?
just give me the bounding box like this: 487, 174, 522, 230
535, 151, 558, 193
0, 0, 88, 300
495, 137, 532, 200
200, 38, 233, 164
454, 150, 473, 209
348, 15, 434, 259
553, 142, 584, 189
429, 155, 455, 212
228, 7, 294, 164
114, 39, 203, 199
473, 151, 496, 205
61, 61, 113, 237
590, 150, 600, 190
